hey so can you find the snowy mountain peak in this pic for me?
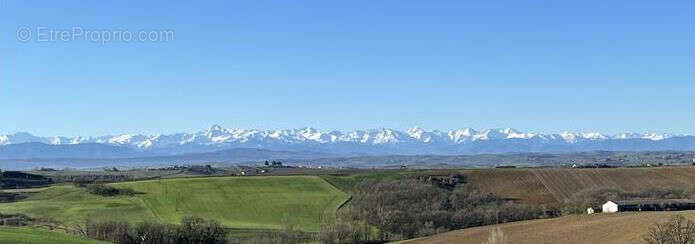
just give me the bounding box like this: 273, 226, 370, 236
209, 124, 223, 131
560, 132, 580, 143
615, 132, 672, 141
448, 128, 477, 143
205, 124, 226, 137
643, 133, 669, 141
499, 128, 518, 134
407, 127, 425, 138
582, 132, 608, 140
0, 135, 9, 145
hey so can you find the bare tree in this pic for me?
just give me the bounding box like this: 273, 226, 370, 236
483, 227, 506, 244
645, 215, 695, 244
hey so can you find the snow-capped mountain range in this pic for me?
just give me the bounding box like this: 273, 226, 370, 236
0, 125, 678, 148
1, 125, 691, 157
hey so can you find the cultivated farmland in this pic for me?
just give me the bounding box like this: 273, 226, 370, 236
0, 175, 349, 231
463, 166, 695, 205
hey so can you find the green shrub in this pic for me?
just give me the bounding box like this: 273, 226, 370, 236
0, 213, 34, 226
86, 184, 135, 197
179, 216, 228, 244
132, 221, 178, 244
86, 219, 132, 243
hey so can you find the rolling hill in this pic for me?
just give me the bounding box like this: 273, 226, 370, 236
398, 210, 695, 244
0, 175, 349, 231
461, 166, 695, 206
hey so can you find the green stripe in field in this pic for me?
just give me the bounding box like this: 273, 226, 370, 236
0, 227, 108, 244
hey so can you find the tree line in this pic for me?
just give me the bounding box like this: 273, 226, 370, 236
83, 216, 228, 244
320, 174, 551, 243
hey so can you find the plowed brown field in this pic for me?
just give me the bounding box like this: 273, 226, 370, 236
397, 210, 695, 244
462, 167, 695, 206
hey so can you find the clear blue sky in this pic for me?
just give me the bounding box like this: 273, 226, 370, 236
2, 1, 695, 137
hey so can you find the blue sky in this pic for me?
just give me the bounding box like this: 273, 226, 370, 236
2, 1, 695, 136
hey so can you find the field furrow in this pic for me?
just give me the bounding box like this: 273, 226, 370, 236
463, 167, 695, 206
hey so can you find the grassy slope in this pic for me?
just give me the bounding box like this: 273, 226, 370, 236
463, 167, 695, 206
115, 175, 348, 230
320, 171, 406, 193
0, 176, 348, 231
399, 210, 695, 244
0, 227, 108, 244
0, 185, 156, 225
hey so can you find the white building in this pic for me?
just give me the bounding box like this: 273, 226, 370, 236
603, 201, 619, 213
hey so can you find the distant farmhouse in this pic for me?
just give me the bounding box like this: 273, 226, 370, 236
602, 199, 695, 213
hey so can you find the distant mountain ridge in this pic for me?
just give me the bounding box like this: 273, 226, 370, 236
0, 125, 692, 158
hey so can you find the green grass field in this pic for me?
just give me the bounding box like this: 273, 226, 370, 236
320, 171, 405, 193
0, 227, 108, 244
0, 175, 349, 231
0, 185, 156, 225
